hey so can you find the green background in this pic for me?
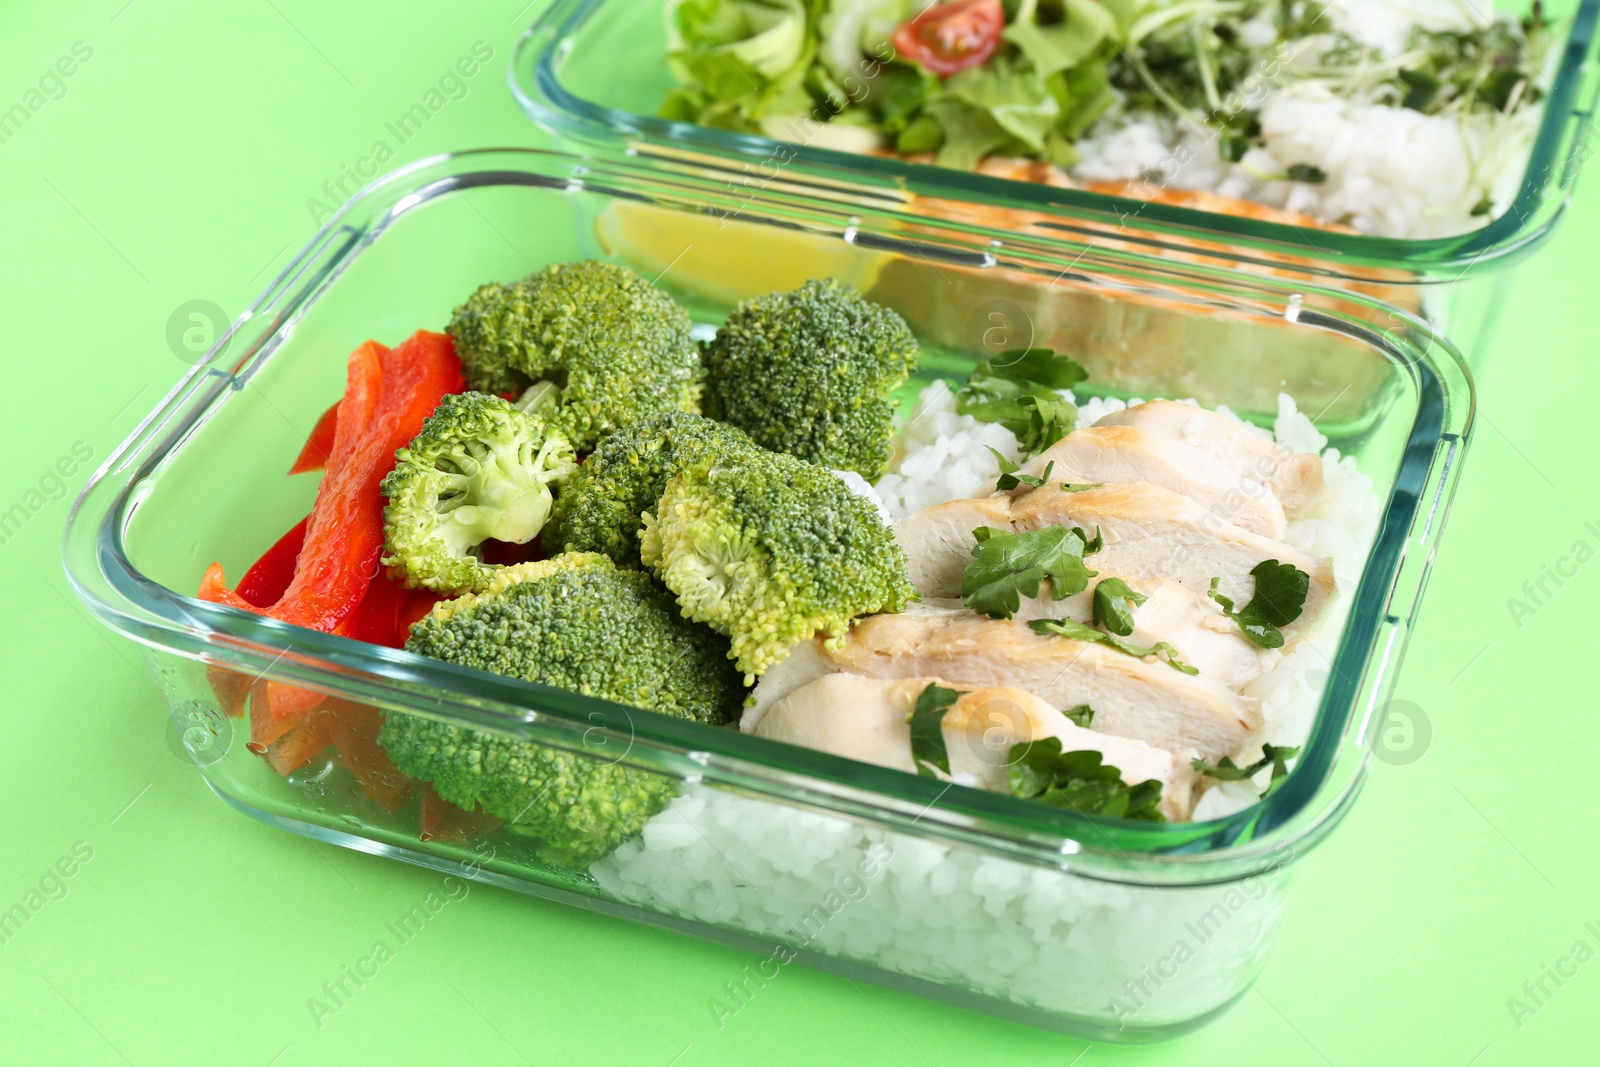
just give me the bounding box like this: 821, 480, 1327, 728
2, 1, 1596, 1063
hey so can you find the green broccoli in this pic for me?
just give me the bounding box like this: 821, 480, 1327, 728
446, 260, 702, 449
382, 553, 744, 867
543, 410, 761, 568
701, 278, 919, 479
381, 391, 578, 595
640, 450, 916, 682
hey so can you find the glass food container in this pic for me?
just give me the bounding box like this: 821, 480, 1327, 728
63, 148, 1470, 1042
510, 0, 1600, 364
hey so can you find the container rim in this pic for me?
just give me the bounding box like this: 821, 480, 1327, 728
510, 0, 1600, 280
62, 146, 1473, 886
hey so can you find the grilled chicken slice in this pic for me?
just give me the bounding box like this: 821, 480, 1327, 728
752, 613, 1258, 760
915, 576, 1282, 691
895, 482, 1334, 639
1095, 401, 1324, 516
749, 673, 1196, 820
983, 425, 1287, 539
1009, 483, 1335, 633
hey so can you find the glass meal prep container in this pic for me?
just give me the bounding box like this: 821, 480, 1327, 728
510, 0, 1600, 365
64, 147, 1470, 1042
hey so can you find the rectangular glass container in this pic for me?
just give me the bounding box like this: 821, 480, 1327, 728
63, 147, 1471, 1041
510, 0, 1600, 362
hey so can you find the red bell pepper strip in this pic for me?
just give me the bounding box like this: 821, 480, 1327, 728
235, 516, 309, 608
263, 699, 414, 813
264, 708, 337, 776
420, 784, 504, 843
288, 400, 341, 475
201, 331, 465, 748
206, 665, 255, 720
325, 701, 413, 812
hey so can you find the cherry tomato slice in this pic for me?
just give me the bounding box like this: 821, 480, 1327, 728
892, 0, 1004, 76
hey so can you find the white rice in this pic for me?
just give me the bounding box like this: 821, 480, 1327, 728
591, 389, 1380, 1023
1067, 0, 1545, 239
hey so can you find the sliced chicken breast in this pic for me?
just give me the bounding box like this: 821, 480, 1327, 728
916, 574, 1282, 691
755, 613, 1257, 760
895, 492, 1019, 598
895, 482, 1334, 639
751, 673, 1196, 820
1095, 400, 1324, 515
983, 425, 1287, 539
1009, 483, 1335, 635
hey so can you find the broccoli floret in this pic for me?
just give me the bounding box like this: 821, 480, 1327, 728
446, 260, 701, 449
381, 391, 578, 595
543, 410, 761, 568
702, 278, 919, 479
640, 450, 916, 682
382, 553, 743, 867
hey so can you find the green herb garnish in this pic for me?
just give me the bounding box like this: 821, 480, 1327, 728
1059, 482, 1103, 493
1007, 737, 1165, 821
961, 526, 1100, 619
1027, 617, 1198, 674
956, 348, 1088, 458
1207, 560, 1310, 649
1192, 744, 1300, 798
1063, 704, 1095, 728
1285, 163, 1327, 183
1091, 577, 1147, 637
906, 683, 959, 778
988, 450, 1055, 491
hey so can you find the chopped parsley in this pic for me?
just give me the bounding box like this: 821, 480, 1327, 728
1063, 704, 1095, 728
1007, 737, 1165, 821
1091, 577, 1146, 637
1192, 744, 1300, 798
1285, 163, 1327, 183
988, 450, 1054, 491
906, 683, 960, 778
1027, 617, 1198, 675
1207, 560, 1311, 649
961, 525, 1100, 619
1059, 482, 1103, 493
956, 349, 1088, 458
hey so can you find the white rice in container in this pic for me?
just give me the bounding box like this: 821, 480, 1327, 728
591, 385, 1381, 1023
1067, 0, 1547, 239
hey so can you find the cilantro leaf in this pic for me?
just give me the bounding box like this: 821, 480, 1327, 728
988, 450, 1055, 491
956, 348, 1088, 458
1208, 561, 1311, 649
1027, 617, 1198, 674
1006, 737, 1165, 821
1285, 163, 1327, 183
906, 683, 959, 778
1063, 704, 1095, 728
961, 526, 1099, 619
1091, 577, 1146, 637
1059, 482, 1102, 492
1192, 744, 1300, 798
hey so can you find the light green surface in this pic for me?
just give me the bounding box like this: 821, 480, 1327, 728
2, 2, 1596, 1064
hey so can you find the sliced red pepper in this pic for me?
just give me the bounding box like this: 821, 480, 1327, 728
288, 400, 341, 476
201, 332, 465, 748
235, 517, 309, 608
348, 571, 411, 649
420, 783, 504, 843
264, 708, 337, 776
206, 665, 255, 720
324, 700, 413, 813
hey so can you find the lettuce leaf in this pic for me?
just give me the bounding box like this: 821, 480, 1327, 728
1004, 0, 1116, 76
945, 64, 1060, 151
